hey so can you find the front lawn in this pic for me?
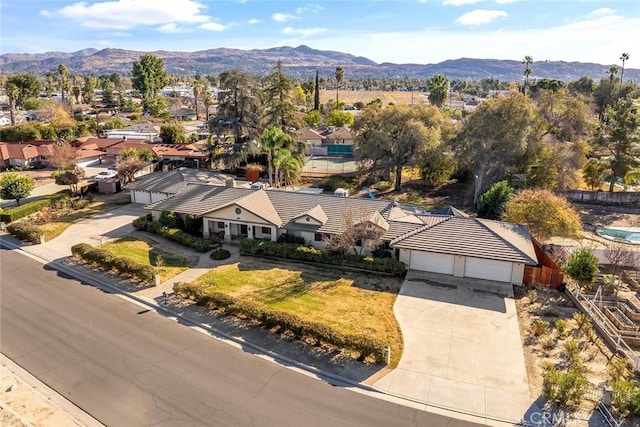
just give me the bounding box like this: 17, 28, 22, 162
102, 237, 196, 282
192, 257, 402, 365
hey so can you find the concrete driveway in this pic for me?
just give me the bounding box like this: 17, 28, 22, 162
374, 277, 531, 424
21, 205, 146, 262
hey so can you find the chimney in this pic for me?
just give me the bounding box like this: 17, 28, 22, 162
225, 178, 236, 188
123, 135, 127, 141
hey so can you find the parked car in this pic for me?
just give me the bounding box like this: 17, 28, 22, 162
93, 170, 118, 181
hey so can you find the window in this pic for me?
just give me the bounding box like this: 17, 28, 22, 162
314, 233, 323, 242
217, 221, 224, 229
355, 239, 363, 247
262, 227, 271, 234
235, 207, 242, 215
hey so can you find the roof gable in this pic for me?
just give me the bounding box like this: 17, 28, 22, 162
291, 205, 328, 225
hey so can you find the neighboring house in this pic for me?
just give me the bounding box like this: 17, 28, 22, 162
0, 114, 11, 127
295, 126, 356, 156
0, 142, 41, 168
104, 123, 161, 140
295, 128, 324, 155
77, 137, 152, 163
170, 108, 197, 121
126, 168, 237, 204
152, 144, 205, 167
75, 149, 105, 168
144, 185, 538, 285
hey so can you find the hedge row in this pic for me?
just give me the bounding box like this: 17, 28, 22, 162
6, 222, 41, 244
0, 190, 72, 223
71, 243, 156, 283
173, 282, 387, 363
132, 216, 211, 252
240, 240, 405, 275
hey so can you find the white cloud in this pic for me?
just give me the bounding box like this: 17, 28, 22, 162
455, 9, 507, 26
110, 31, 132, 37
247, 19, 262, 25
295, 4, 324, 15
282, 27, 327, 36
443, 0, 483, 6
272, 12, 297, 22
199, 22, 227, 31
495, 0, 517, 3
54, 0, 210, 30
40, 10, 51, 16
590, 8, 615, 17
158, 23, 183, 33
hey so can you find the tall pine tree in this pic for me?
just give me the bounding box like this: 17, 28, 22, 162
314, 70, 320, 111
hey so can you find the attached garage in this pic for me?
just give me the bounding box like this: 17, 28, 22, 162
464, 257, 513, 283
132, 190, 152, 204
409, 252, 455, 275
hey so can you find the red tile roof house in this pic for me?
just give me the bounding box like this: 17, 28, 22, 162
143, 185, 540, 293
295, 126, 355, 156
77, 138, 152, 163
0, 142, 42, 168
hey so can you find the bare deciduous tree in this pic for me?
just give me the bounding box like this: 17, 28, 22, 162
605, 243, 636, 276
50, 142, 77, 170
323, 208, 387, 255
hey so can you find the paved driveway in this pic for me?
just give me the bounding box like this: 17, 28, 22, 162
374, 278, 531, 424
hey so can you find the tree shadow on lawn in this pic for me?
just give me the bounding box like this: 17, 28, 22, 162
235, 256, 402, 296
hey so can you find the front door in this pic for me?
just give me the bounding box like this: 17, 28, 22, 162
240, 224, 248, 236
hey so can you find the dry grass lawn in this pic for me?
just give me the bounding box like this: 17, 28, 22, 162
193, 257, 403, 365
319, 89, 428, 107
102, 237, 197, 282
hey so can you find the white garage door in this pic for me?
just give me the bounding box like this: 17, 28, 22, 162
464, 257, 513, 283
410, 251, 455, 275
77, 158, 101, 168
134, 191, 151, 204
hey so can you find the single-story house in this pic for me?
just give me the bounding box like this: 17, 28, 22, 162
144, 185, 538, 285
126, 168, 237, 204
151, 144, 204, 164
0, 142, 41, 168
170, 108, 197, 121
295, 126, 355, 156
76, 148, 105, 168
294, 128, 324, 155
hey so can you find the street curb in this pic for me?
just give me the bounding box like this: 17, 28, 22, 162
1, 236, 520, 425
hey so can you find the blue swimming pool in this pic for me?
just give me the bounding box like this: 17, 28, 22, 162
597, 227, 640, 244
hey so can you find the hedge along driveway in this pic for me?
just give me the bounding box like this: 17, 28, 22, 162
101, 237, 197, 283
192, 257, 403, 366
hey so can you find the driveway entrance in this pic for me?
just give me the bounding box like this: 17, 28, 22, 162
374, 277, 531, 423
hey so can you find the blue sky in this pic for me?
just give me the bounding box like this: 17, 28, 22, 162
1, 0, 638, 68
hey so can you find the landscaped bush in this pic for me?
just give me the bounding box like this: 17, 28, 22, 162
542, 364, 589, 407
71, 243, 155, 283
6, 221, 41, 244
317, 175, 355, 192
210, 248, 231, 260
159, 210, 184, 229
277, 234, 306, 244
0, 190, 71, 223
531, 319, 550, 337
173, 281, 387, 363
240, 239, 405, 275
184, 213, 202, 236
132, 216, 212, 252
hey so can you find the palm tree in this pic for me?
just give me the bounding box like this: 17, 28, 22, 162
203, 92, 213, 122
57, 64, 69, 105
192, 81, 201, 120
620, 52, 630, 86
427, 74, 449, 108
522, 55, 533, 95
607, 65, 619, 82
260, 126, 286, 186
273, 148, 302, 188
335, 66, 344, 106
6, 83, 19, 126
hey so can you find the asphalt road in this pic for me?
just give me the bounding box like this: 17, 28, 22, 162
0, 249, 480, 427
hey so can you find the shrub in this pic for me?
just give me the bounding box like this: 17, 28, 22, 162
240, 239, 405, 275
564, 338, 585, 371
609, 356, 631, 382
542, 364, 589, 407
542, 337, 556, 351
159, 210, 183, 229
525, 289, 538, 304
318, 175, 354, 192
554, 319, 569, 338
277, 234, 306, 244
71, 243, 156, 283
611, 379, 640, 416
184, 213, 202, 235
0, 190, 71, 223
531, 319, 549, 337
6, 221, 41, 244
375, 181, 393, 191
565, 248, 599, 286
210, 249, 231, 260
133, 217, 212, 252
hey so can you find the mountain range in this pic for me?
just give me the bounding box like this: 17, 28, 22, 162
1, 45, 637, 82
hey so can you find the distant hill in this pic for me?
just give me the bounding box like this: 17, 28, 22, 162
1, 45, 637, 82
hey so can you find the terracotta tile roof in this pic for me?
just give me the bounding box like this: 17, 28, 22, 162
390, 217, 538, 265
151, 144, 202, 158
0, 142, 39, 160
75, 149, 105, 159
294, 128, 323, 141
35, 145, 55, 157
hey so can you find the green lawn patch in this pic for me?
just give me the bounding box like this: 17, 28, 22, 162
189, 257, 402, 366
102, 236, 196, 282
